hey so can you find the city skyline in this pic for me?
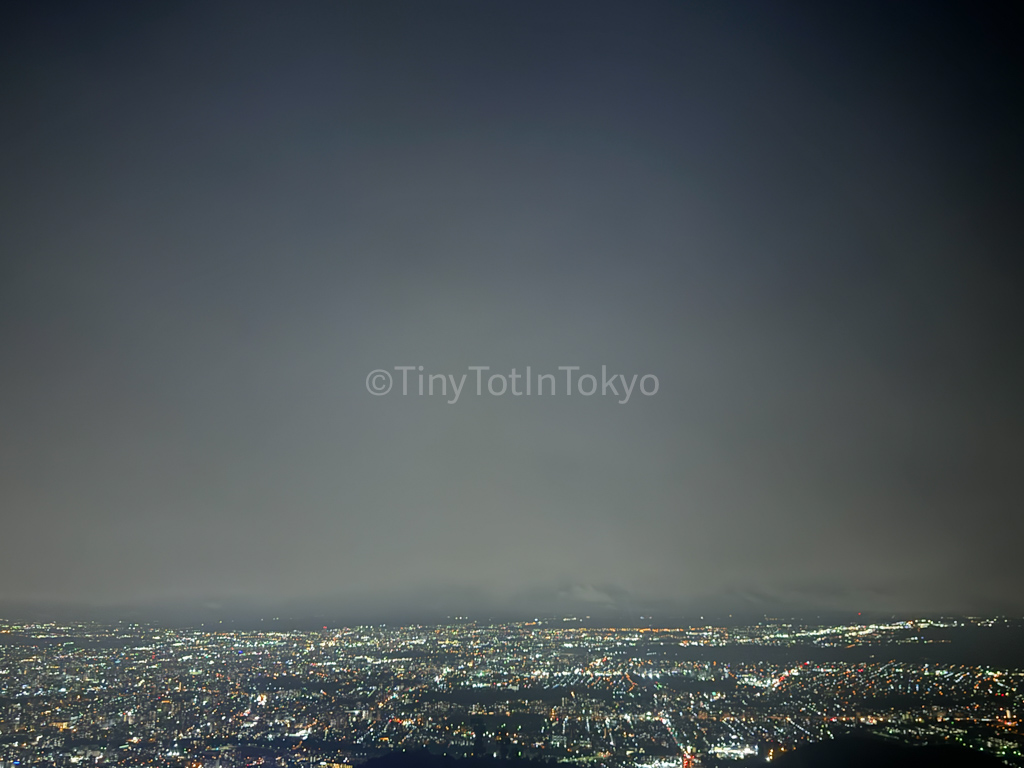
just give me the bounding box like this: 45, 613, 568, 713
0, 615, 1020, 766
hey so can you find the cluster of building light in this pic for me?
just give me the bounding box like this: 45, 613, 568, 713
0, 617, 1020, 767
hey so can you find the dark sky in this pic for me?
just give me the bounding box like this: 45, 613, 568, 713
1, 1, 1022, 621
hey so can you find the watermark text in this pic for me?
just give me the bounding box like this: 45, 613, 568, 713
365, 366, 658, 404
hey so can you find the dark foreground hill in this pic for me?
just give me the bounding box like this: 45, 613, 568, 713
361, 739, 1008, 768
361, 751, 560, 768
770, 736, 1007, 768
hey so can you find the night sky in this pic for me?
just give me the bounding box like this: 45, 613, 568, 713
1, 1, 1022, 622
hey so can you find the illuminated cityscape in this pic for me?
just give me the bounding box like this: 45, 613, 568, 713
0, 616, 1020, 767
